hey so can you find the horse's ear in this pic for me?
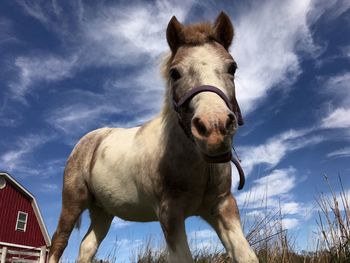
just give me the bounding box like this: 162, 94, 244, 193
213, 12, 234, 50
166, 16, 183, 53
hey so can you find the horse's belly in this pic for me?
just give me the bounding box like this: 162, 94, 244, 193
100, 197, 157, 222
91, 171, 158, 221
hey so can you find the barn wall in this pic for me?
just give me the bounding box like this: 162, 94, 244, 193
0, 179, 46, 247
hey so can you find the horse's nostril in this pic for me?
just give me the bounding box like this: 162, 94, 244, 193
226, 113, 236, 130
192, 117, 208, 136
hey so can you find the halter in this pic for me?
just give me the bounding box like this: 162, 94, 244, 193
172, 84, 245, 190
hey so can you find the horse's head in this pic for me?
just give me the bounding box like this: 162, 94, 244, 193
164, 12, 243, 163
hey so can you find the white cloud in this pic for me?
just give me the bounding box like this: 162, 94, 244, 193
327, 147, 350, 158
83, 1, 191, 63
321, 107, 350, 129
233, 0, 318, 113
281, 218, 300, 230
236, 168, 297, 207
280, 202, 302, 215
112, 217, 132, 229
236, 128, 322, 177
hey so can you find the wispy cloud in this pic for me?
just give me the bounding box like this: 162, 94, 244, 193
0, 134, 64, 178
46, 103, 122, 135
83, 1, 191, 63
0, 18, 18, 45
39, 183, 59, 193
237, 167, 313, 229
11, 0, 323, 127
9, 0, 193, 136
342, 45, 350, 59
323, 72, 350, 103
9, 55, 78, 102
321, 107, 350, 129
236, 128, 323, 177
318, 70, 350, 129
0, 133, 53, 170
11, 0, 192, 100
233, 0, 320, 113
308, 0, 350, 22
327, 147, 350, 159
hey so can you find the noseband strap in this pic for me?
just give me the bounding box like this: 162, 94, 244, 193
173, 85, 233, 113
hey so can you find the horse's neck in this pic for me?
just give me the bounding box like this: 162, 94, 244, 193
159, 106, 201, 163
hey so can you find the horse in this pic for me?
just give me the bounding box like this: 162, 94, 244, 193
48, 12, 259, 263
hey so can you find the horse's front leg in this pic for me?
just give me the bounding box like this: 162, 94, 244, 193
201, 194, 259, 263
159, 199, 193, 263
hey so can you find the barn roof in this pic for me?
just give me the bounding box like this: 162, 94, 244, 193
0, 172, 51, 247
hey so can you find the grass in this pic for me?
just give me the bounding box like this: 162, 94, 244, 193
95, 175, 350, 263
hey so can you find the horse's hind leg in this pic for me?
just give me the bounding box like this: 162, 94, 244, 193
48, 169, 90, 262
48, 189, 88, 262
77, 205, 113, 263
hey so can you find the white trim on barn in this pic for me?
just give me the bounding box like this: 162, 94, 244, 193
0, 172, 51, 247
0, 241, 42, 251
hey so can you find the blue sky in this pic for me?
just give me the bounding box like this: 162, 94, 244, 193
0, 0, 349, 261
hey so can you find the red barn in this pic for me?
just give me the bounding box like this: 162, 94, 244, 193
0, 172, 51, 263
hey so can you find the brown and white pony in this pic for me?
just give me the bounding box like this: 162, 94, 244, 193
48, 12, 258, 263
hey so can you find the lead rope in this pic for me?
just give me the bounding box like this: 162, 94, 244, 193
231, 145, 245, 190
232, 145, 241, 162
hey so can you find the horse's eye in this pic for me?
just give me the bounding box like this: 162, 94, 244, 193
169, 68, 181, 81
228, 63, 237, 76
